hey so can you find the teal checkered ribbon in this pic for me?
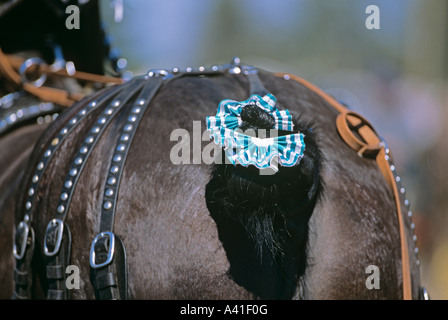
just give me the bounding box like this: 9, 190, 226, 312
206, 93, 305, 171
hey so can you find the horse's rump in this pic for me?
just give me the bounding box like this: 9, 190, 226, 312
11, 61, 421, 299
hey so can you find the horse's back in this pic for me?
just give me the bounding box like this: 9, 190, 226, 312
17, 68, 420, 299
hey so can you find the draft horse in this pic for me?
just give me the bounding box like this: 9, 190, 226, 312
7, 58, 425, 299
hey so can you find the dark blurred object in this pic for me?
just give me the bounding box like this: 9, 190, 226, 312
0, 0, 106, 75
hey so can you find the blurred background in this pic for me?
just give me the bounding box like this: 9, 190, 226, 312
99, 0, 447, 299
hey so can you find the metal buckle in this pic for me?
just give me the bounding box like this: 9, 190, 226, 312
13, 221, 30, 260
44, 219, 64, 257
90, 232, 115, 269
336, 111, 382, 158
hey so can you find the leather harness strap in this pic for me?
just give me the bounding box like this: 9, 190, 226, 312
0, 47, 123, 107
5, 54, 124, 85
274, 72, 412, 300
89, 74, 166, 300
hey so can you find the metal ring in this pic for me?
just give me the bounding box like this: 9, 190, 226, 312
19, 57, 47, 88
44, 219, 64, 257
90, 232, 115, 269
13, 221, 30, 260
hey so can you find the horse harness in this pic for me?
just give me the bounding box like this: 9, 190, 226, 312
12, 58, 425, 300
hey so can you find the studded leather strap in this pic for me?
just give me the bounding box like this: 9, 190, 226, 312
41, 79, 145, 299
90, 73, 166, 300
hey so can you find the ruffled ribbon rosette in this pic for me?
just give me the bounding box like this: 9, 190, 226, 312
206, 93, 305, 171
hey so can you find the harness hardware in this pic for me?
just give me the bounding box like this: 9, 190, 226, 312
13, 221, 30, 260
90, 232, 116, 269
43, 219, 64, 257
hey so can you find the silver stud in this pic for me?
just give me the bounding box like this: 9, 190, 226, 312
404, 199, 410, 207
411, 223, 415, 230
44, 149, 51, 157
120, 134, 129, 142
400, 187, 405, 194
105, 108, 113, 115
415, 247, 419, 254
69, 118, 77, 125
74, 157, 83, 165
395, 176, 401, 183
112, 100, 120, 107
199, 66, 205, 72
32, 175, 39, 183
124, 124, 133, 132
108, 177, 117, 185
230, 66, 241, 74
103, 201, 112, 210
416, 260, 421, 266
61, 192, 68, 201
80, 146, 88, 154
65, 180, 73, 188
283, 74, 290, 80
105, 189, 114, 197
117, 144, 126, 152
98, 117, 107, 124
110, 166, 119, 173
28, 188, 34, 196
8, 114, 17, 122
413, 235, 417, 242
89, 101, 97, 108
91, 126, 100, 134
390, 164, 395, 171
37, 162, 44, 170
128, 115, 137, 122
408, 210, 413, 217
172, 67, 179, 73
60, 127, 68, 135
132, 106, 141, 114
113, 155, 122, 162
186, 67, 192, 73
78, 108, 87, 116
26, 201, 32, 210
57, 205, 65, 213
85, 136, 94, 144
69, 168, 78, 176
24, 214, 30, 222
211, 65, 218, 71
138, 99, 145, 106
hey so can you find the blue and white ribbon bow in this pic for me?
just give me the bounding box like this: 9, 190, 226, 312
206, 93, 305, 171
